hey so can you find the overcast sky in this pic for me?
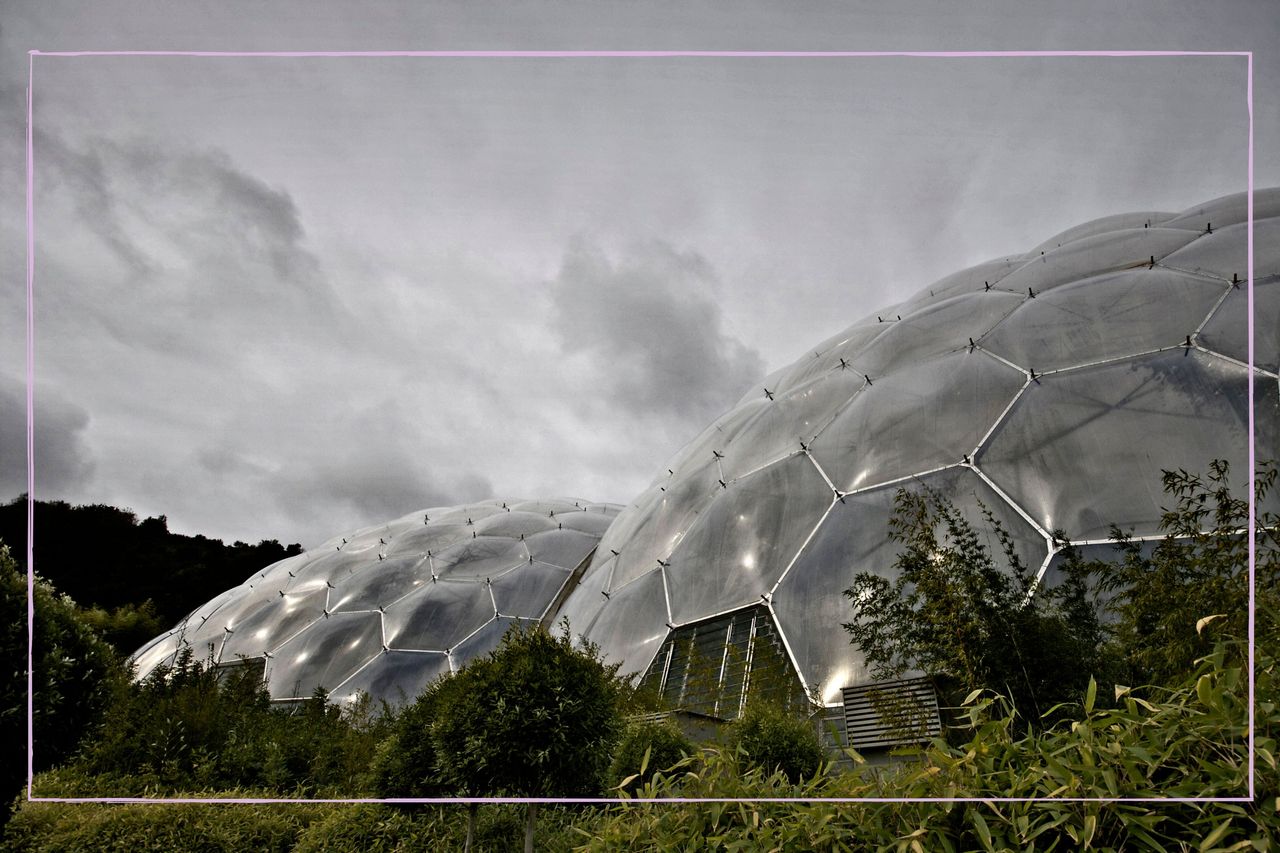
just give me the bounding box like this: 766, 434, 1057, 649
1, 2, 1276, 549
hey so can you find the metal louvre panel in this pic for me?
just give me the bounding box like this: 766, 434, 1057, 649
842, 677, 942, 750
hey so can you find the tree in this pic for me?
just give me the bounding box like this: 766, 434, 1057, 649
1075, 459, 1278, 687
725, 700, 824, 783
609, 718, 695, 794
431, 621, 625, 853
842, 489, 1111, 728
1, 542, 125, 810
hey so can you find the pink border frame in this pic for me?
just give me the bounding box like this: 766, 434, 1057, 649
24, 49, 1257, 806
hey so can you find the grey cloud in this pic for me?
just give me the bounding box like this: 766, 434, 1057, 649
0, 374, 94, 499
550, 239, 765, 426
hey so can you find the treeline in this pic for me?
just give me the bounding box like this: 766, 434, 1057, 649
0, 496, 301, 654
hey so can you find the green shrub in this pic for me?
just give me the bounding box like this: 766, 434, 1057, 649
1, 786, 327, 853
72, 651, 389, 795
0, 542, 126, 808
609, 719, 695, 794
724, 701, 824, 784
368, 677, 449, 799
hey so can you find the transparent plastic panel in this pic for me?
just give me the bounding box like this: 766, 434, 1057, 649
490, 562, 571, 618
129, 629, 184, 681
177, 585, 244, 632
666, 453, 833, 624
556, 509, 619, 537
1163, 218, 1280, 282
382, 523, 470, 558
329, 554, 432, 613
997, 228, 1200, 297
329, 650, 452, 708
810, 351, 1025, 491
979, 350, 1275, 540
854, 291, 1024, 379
1200, 276, 1279, 373
219, 585, 328, 659
552, 553, 614, 640
522, 528, 600, 570
735, 363, 794, 407
661, 403, 768, 480
979, 269, 1226, 372
776, 324, 887, 391
719, 369, 868, 481
583, 568, 670, 678
507, 499, 585, 516
894, 256, 1030, 317
266, 611, 384, 700
248, 551, 311, 588
282, 547, 377, 594
451, 616, 519, 668
473, 510, 558, 538
771, 467, 1046, 705
432, 537, 528, 580
383, 579, 494, 651
1161, 188, 1280, 231
1032, 211, 1182, 253
428, 504, 507, 526
605, 457, 721, 592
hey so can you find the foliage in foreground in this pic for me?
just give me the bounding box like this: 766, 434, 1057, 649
843, 488, 1112, 726
7, 638, 1274, 851
723, 701, 824, 784
581, 639, 1277, 851
72, 649, 391, 796
0, 543, 125, 806
608, 719, 695, 795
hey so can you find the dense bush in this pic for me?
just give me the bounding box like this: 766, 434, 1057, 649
1076, 459, 1279, 687
843, 489, 1113, 726
1, 542, 125, 808
368, 677, 449, 799
580, 638, 1278, 850
723, 701, 824, 784
608, 719, 695, 794
71, 650, 389, 796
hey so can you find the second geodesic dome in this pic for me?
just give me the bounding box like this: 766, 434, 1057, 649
131, 499, 620, 706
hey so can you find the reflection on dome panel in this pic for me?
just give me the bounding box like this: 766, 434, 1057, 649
997, 228, 1199, 297
854, 291, 1024, 378
586, 569, 669, 678
979, 269, 1226, 372
522, 528, 600, 570
719, 369, 867, 481
1031, 211, 1181, 253
328, 554, 430, 613
330, 650, 452, 707
450, 615, 518, 666
557, 509, 619, 537
490, 562, 570, 618
666, 453, 833, 624
472, 510, 558, 538
1199, 277, 1279, 373
776, 324, 886, 392
980, 350, 1269, 540
1160, 187, 1280, 231
266, 611, 383, 700
383, 580, 494, 651
892, 256, 1029, 317
219, 585, 328, 659
381, 523, 470, 558
771, 467, 1045, 704
555, 553, 614, 639
1163, 219, 1280, 281
604, 459, 720, 592
130, 629, 185, 681
432, 537, 527, 580
810, 351, 1025, 492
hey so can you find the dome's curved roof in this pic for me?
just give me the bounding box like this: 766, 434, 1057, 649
131, 498, 620, 706
553, 188, 1280, 706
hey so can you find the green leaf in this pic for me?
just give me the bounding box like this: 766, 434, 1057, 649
1084, 677, 1097, 714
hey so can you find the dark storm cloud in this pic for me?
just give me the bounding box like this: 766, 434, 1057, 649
0, 374, 94, 499
550, 240, 765, 426
34, 131, 339, 359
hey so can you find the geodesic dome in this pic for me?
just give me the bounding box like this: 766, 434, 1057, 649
130, 498, 619, 706
554, 188, 1280, 708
